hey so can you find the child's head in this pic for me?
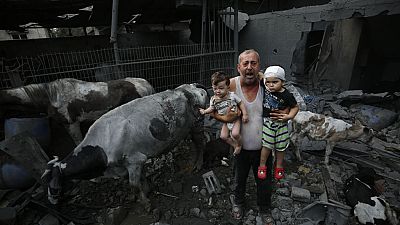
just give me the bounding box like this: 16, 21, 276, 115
263, 66, 285, 92
211, 71, 230, 97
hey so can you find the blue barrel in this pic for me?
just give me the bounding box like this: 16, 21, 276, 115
4, 117, 51, 150
0, 163, 36, 189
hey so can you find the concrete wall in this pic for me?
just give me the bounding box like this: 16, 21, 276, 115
239, 12, 311, 77
0, 30, 192, 58
238, 0, 400, 85
0, 28, 49, 41
322, 18, 363, 90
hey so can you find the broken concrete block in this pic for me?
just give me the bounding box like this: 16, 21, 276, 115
328, 102, 350, 119
202, 171, 222, 194
276, 187, 290, 196
0, 207, 16, 225
291, 187, 311, 203
337, 90, 363, 100
38, 214, 59, 225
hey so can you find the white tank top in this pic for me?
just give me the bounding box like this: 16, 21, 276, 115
234, 77, 263, 150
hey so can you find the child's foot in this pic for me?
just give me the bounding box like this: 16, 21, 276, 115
274, 167, 285, 180
233, 145, 242, 155
257, 166, 267, 180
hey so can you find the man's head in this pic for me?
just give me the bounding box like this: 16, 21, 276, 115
237, 49, 260, 86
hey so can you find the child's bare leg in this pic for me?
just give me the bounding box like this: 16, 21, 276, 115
275, 151, 285, 168
220, 123, 235, 147
274, 150, 285, 180
258, 146, 271, 179
231, 120, 242, 155
260, 147, 272, 167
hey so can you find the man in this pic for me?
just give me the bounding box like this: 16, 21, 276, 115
213, 49, 274, 223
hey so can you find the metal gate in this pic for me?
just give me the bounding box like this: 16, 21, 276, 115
0, 0, 238, 92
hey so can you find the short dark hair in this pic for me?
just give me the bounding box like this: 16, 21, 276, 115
211, 71, 230, 86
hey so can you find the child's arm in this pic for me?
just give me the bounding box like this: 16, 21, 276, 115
238, 101, 248, 123
199, 106, 214, 115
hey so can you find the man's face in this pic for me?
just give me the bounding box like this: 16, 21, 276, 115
237, 52, 260, 86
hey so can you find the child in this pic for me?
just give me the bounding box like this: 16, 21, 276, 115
258, 66, 299, 180
199, 71, 249, 155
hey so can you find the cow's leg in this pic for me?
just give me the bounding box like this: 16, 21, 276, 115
191, 122, 206, 171
125, 152, 150, 211
67, 121, 83, 145
325, 141, 334, 165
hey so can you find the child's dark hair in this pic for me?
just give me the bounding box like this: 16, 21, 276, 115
211, 71, 230, 86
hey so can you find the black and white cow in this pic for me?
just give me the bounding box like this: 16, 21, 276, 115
0, 78, 155, 144
41, 83, 208, 209
291, 111, 372, 164
344, 166, 399, 225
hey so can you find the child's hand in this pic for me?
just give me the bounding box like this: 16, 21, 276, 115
199, 108, 205, 115
273, 112, 291, 122
242, 113, 249, 123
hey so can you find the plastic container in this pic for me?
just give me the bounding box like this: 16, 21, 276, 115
4, 117, 51, 150
0, 163, 35, 189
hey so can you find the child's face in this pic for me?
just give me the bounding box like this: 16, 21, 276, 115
264, 77, 284, 92
212, 80, 229, 98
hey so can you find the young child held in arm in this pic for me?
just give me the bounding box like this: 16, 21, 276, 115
258, 66, 299, 180
199, 71, 249, 155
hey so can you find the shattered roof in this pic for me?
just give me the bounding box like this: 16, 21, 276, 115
0, 0, 201, 31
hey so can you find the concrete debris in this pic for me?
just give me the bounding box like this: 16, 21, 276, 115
337, 90, 364, 100
0, 207, 16, 225
38, 214, 59, 225
291, 187, 311, 203
295, 200, 352, 225
202, 171, 222, 194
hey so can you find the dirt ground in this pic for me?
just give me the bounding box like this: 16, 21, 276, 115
7, 138, 282, 225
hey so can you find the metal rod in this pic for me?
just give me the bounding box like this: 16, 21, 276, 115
110, 0, 120, 65
234, 0, 238, 69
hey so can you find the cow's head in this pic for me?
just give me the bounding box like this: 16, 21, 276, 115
176, 83, 209, 109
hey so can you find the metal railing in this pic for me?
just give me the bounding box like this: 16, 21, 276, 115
0, 43, 235, 92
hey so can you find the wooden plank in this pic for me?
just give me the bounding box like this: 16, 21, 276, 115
321, 166, 339, 201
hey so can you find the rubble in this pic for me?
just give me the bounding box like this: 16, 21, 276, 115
0, 81, 399, 225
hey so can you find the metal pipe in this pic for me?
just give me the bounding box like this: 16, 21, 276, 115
110, 0, 120, 65
234, 0, 238, 68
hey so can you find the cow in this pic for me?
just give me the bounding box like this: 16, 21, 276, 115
344, 166, 399, 225
41, 83, 208, 210
0, 78, 155, 144
290, 110, 372, 164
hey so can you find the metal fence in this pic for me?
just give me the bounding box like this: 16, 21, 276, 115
0, 43, 235, 92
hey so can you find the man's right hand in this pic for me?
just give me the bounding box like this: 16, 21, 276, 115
212, 106, 241, 123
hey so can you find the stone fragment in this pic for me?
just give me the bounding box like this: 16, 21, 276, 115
291, 187, 311, 203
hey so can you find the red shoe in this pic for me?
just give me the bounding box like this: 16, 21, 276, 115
257, 166, 267, 180
274, 167, 285, 180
